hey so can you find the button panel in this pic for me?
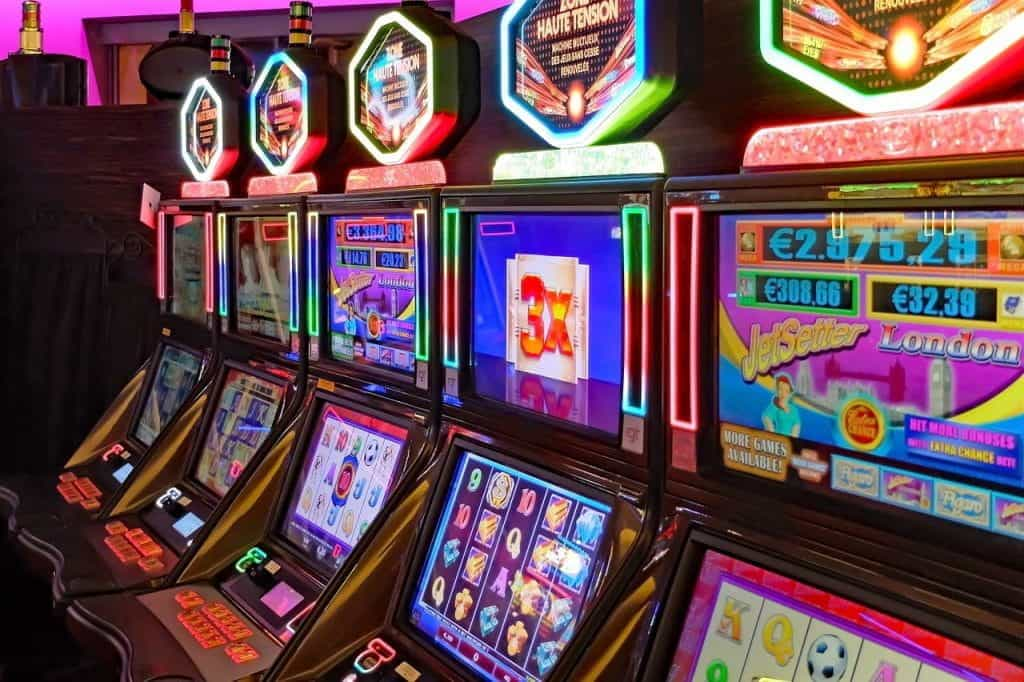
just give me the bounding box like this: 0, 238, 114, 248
173, 592, 257, 661
103, 521, 166, 574
55, 472, 104, 510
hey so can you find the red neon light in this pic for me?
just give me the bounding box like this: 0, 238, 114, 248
345, 159, 447, 192
744, 99, 1024, 170
669, 206, 701, 432
204, 212, 215, 313
182, 180, 231, 199
157, 211, 167, 301
247, 172, 318, 197
262, 221, 290, 242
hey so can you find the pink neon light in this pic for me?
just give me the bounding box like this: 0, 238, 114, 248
478, 221, 516, 236
182, 180, 231, 199
204, 212, 214, 313
669, 206, 701, 432
345, 160, 447, 192
157, 211, 167, 301
744, 99, 1024, 170
248, 172, 318, 197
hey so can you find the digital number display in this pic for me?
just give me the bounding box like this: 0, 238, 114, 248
340, 247, 371, 268
344, 221, 408, 243
871, 281, 998, 323
764, 225, 985, 269
741, 271, 856, 315
375, 250, 410, 270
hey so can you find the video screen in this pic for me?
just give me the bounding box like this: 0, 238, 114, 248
472, 212, 623, 435
409, 450, 612, 680
279, 403, 408, 576
669, 549, 1023, 681
235, 217, 291, 344
171, 215, 206, 324
718, 212, 1024, 539
193, 368, 285, 497
328, 215, 417, 378
133, 344, 203, 446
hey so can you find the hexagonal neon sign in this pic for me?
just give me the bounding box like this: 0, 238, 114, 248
349, 12, 444, 165
499, 0, 678, 148
181, 78, 225, 182
250, 52, 314, 176
761, 0, 1024, 116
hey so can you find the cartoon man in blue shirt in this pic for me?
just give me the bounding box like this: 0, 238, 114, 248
762, 372, 800, 437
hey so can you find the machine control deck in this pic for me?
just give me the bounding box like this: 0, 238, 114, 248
335, 637, 435, 682
102, 521, 166, 573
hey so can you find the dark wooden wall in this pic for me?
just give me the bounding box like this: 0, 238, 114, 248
0, 2, 1021, 472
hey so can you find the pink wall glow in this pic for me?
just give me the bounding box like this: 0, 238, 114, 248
3, 0, 504, 104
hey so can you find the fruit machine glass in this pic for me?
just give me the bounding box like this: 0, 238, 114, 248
657, 0, 1024, 672
14, 200, 303, 603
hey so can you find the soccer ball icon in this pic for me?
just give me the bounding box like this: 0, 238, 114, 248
806, 634, 849, 681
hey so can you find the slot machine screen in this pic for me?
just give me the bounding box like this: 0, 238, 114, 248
472, 212, 624, 435
279, 402, 409, 575
171, 214, 206, 324
235, 217, 292, 344
669, 548, 1023, 681
193, 368, 286, 497
133, 344, 204, 446
328, 214, 417, 378
408, 450, 613, 681
717, 211, 1024, 539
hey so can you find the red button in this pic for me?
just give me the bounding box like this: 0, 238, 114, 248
105, 521, 128, 536
80, 498, 101, 511
58, 472, 77, 483
137, 557, 164, 574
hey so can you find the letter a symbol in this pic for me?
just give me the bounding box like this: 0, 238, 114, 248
490, 567, 509, 597
870, 663, 896, 682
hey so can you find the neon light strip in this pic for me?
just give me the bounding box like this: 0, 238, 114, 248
345, 160, 447, 192
347, 12, 436, 165
760, 1, 1024, 114
499, 0, 646, 147
307, 212, 320, 337
288, 212, 300, 333
217, 213, 228, 318
204, 212, 215, 313
621, 205, 650, 417
249, 52, 310, 176
414, 208, 430, 362
180, 77, 224, 182
743, 99, 1024, 169
669, 206, 701, 432
492, 143, 665, 182
442, 207, 460, 369
156, 211, 167, 301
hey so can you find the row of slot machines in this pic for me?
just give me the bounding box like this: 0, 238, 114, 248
2, 158, 1023, 682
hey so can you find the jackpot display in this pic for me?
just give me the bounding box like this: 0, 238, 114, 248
133, 345, 203, 446
774, 0, 1024, 93
329, 215, 417, 378
354, 23, 429, 156
279, 403, 408, 575
172, 215, 206, 324
718, 211, 1024, 539
472, 212, 623, 435
194, 369, 285, 497
235, 218, 291, 344
669, 549, 1024, 682
409, 450, 612, 681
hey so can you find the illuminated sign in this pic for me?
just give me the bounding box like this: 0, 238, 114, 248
761, 0, 1024, 114
181, 77, 242, 183
251, 53, 316, 176
499, 0, 683, 148
349, 8, 479, 165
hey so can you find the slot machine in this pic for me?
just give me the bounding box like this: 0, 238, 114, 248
7, 7, 339, 603
0, 35, 252, 545
644, 1, 1024, 679
57, 6, 478, 680
262, 0, 697, 679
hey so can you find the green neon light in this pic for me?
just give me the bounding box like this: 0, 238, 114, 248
621, 205, 650, 418
492, 142, 664, 182
837, 183, 922, 194
442, 207, 460, 370
759, 0, 1024, 114
414, 209, 430, 362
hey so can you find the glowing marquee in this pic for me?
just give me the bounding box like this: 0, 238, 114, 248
181, 78, 232, 182
499, 0, 680, 148
507, 254, 589, 385
250, 52, 315, 176
761, 0, 1024, 115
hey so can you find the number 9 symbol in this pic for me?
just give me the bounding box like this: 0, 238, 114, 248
706, 660, 728, 682
468, 468, 482, 492
762, 614, 794, 666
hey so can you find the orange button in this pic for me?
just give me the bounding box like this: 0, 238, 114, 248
224, 642, 259, 663
58, 472, 77, 483
137, 557, 164, 574
174, 591, 205, 609
80, 498, 101, 511
104, 521, 128, 536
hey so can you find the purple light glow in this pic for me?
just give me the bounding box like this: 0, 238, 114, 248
0, 0, 510, 104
